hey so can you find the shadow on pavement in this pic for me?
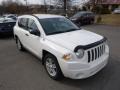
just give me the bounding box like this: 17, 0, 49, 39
0, 35, 14, 40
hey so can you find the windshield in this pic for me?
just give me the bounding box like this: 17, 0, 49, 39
39, 17, 80, 35
72, 12, 93, 18
116, 8, 120, 10
73, 12, 83, 18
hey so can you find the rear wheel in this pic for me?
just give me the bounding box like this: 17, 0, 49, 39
90, 20, 94, 24
44, 54, 63, 80
16, 38, 24, 51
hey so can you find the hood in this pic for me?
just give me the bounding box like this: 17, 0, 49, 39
46, 29, 103, 51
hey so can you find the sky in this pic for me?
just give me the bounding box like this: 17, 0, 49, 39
0, 0, 44, 4
0, 0, 88, 5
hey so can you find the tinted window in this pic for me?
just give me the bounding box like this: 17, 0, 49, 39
39, 18, 80, 35
115, 8, 120, 10
8, 16, 16, 20
28, 19, 38, 30
18, 18, 28, 30
73, 12, 94, 18
86, 13, 94, 16
3, 18, 15, 23
8, 16, 14, 18
73, 12, 83, 17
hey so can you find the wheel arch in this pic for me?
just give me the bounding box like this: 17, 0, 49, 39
42, 50, 58, 65
42, 49, 64, 80
14, 35, 18, 43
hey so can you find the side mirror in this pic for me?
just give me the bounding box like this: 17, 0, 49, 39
29, 29, 40, 36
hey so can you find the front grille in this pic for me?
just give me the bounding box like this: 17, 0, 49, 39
87, 44, 105, 63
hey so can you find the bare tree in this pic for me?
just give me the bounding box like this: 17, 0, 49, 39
89, 0, 106, 22
0, 0, 28, 14
52, 0, 72, 16
89, 0, 105, 11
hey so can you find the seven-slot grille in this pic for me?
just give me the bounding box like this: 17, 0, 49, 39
87, 43, 105, 63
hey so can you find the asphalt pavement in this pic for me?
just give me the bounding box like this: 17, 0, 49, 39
0, 24, 120, 90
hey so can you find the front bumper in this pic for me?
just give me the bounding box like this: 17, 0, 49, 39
59, 53, 109, 79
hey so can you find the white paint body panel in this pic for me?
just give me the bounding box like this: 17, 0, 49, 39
46, 29, 103, 51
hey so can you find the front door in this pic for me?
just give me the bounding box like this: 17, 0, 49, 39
27, 18, 42, 58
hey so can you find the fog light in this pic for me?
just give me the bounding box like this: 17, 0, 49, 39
75, 73, 84, 78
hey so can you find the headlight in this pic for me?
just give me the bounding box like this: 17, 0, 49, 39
75, 49, 84, 59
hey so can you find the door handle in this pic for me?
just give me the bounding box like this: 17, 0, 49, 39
25, 33, 29, 36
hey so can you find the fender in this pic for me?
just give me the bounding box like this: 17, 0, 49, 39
41, 38, 71, 60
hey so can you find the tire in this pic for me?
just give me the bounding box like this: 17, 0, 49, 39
44, 54, 63, 80
16, 38, 24, 51
90, 20, 94, 24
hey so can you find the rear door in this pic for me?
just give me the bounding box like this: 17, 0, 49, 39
17, 18, 30, 49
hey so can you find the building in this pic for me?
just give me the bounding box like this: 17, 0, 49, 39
97, 0, 120, 10
87, 0, 120, 14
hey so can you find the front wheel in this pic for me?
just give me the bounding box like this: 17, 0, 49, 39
44, 54, 63, 80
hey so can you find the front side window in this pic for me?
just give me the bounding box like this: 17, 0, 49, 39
39, 17, 80, 35
27, 18, 40, 36
27, 19, 38, 30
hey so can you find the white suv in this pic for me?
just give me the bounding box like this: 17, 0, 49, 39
14, 14, 109, 80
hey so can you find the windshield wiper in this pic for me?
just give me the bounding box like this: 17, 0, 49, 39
48, 31, 65, 35
64, 28, 80, 32
48, 28, 80, 35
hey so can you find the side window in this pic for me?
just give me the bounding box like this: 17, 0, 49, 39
8, 16, 16, 20
18, 18, 28, 30
83, 13, 87, 17
28, 19, 40, 36
8, 16, 13, 18
28, 19, 38, 31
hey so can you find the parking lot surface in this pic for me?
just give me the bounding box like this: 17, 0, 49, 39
0, 24, 120, 90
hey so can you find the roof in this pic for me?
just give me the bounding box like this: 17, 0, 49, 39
78, 11, 93, 14
18, 14, 64, 19
34, 14, 64, 19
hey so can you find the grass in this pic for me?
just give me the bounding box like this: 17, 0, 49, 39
96, 14, 120, 26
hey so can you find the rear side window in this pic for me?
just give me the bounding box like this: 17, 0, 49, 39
18, 18, 28, 30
